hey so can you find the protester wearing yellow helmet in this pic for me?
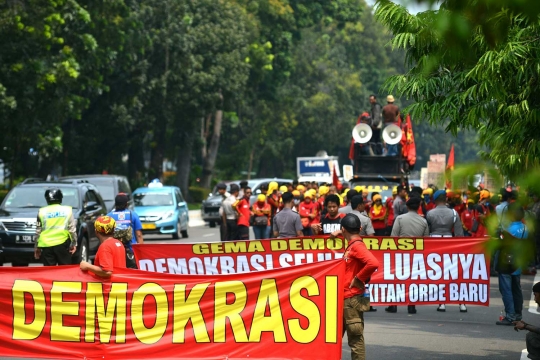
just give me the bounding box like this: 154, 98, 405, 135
267, 181, 281, 232
80, 216, 126, 278
252, 194, 271, 239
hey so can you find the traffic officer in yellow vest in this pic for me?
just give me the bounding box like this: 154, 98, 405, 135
33, 189, 78, 265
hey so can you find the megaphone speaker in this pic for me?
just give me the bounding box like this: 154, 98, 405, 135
352, 123, 373, 144
382, 124, 402, 145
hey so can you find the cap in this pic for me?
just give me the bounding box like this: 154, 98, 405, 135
304, 193, 312, 199
387, 95, 395, 103
279, 185, 288, 193
292, 190, 300, 197
95, 216, 116, 235
341, 213, 361, 232
319, 186, 329, 196
257, 194, 266, 202
115, 193, 129, 206
433, 190, 446, 201
373, 194, 382, 202
422, 188, 433, 196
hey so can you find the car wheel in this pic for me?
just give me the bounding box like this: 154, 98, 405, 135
172, 221, 181, 239
181, 229, 189, 238
209, 221, 216, 228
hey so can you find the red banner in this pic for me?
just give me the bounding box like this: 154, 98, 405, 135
134, 237, 490, 306
0, 261, 344, 360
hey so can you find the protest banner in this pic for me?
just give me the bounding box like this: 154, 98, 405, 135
133, 236, 490, 306
0, 260, 344, 360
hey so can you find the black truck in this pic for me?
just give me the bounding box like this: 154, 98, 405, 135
349, 143, 409, 201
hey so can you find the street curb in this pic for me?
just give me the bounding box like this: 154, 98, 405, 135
188, 209, 205, 228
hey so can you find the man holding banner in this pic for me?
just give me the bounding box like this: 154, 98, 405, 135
341, 213, 379, 360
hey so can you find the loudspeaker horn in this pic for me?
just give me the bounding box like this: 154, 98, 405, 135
382, 124, 402, 145
352, 123, 372, 144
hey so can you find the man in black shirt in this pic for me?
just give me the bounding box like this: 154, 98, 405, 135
312, 194, 346, 235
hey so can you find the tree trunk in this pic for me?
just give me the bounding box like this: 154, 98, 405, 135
176, 134, 194, 202
247, 147, 255, 180
201, 95, 224, 188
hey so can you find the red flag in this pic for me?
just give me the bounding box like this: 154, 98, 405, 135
332, 163, 342, 190
446, 144, 455, 189
401, 114, 416, 167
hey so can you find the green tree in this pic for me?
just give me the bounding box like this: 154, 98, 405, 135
375, 0, 540, 177
0, 0, 98, 184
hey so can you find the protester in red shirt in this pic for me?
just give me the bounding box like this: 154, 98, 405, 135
385, 191, 396, 235
234, 187, 252, 240
341, 213, 379, 360
299, 192, 317, 236
80, 216, 126, 278
369, 194, 387, 236
461, 199, 476, 236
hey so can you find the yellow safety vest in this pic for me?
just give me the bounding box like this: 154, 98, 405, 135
37, 204, 72, 248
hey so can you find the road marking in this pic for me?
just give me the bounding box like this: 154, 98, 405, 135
521, 349, 528, 360
528, 272, 540, 314
203, 233, 215, 237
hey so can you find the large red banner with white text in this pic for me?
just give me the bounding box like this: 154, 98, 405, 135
134, 237, 490, 306
0, 261, 344, 360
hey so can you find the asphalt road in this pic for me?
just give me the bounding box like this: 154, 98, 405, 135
2, 223, 538, 359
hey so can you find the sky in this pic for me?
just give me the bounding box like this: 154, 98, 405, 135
365, 0, 435, 14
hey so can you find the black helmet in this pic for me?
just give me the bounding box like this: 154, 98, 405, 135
45, 188, 63, 204
341, 213, 361, 233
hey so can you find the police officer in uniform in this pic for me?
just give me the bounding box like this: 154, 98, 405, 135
34, 189, 77, 266
426, 189, 466, 313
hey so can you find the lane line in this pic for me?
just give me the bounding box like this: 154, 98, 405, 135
203, 233, 215, 237
521, 349, 528, 360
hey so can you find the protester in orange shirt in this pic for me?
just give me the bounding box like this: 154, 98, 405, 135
252, 194, 271, 239
369, 194, 387, 236
299, 192, 318, 236
267, 181, 281, 231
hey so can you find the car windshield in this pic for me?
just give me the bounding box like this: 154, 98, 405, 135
211, 181, 268, 195
134, 192, 173, 206
84, 178, 115, 201
2, 187, 79, 209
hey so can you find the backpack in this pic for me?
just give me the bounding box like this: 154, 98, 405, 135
112, 210, 138, 269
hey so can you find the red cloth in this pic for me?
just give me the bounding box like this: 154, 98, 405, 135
461, 209, 474, 232
400, 114, 416, 167
426, 202, 436, 211
386, 198, 395, 226
332, 163, 342, 190
236, 198, 251, 227
343, 238, 379, 299
446, 144, 455, 189
94, 238, 126, 271
417, 205, 426, 218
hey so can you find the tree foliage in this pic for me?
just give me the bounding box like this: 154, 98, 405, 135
375, 0, 540, 178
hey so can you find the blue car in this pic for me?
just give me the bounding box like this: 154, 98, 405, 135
133, 183, 189, 239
